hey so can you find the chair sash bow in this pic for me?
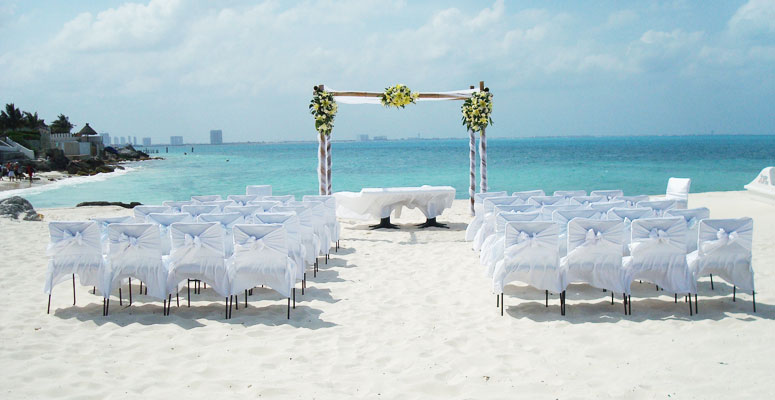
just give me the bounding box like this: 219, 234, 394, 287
63, 231, 84, 246
184, 234, 203, 248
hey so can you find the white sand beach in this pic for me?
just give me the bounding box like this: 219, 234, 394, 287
0, 191, 773, 399
0, 171, 69, 192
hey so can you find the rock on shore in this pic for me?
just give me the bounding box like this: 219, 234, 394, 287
0, 196, 42, 221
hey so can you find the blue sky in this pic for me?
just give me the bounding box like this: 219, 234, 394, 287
0, 0, 773, 143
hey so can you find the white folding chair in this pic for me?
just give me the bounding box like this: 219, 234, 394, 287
247, 200, 282, 210
264, 195, 295, 205
162, 200, 193, 213
91, 215, 134, 253
527, 195, 567, 207
511, 190, 545, 202
636, 199, 677, 217
133, 205, 171, 222
181, 204, 219, 218
197, 212, 244, 258
44, 221, 104, 315
227, 195, 258, 206
481, 211, 540, 278
202, 200, 237, 212
493, 221, 566, 316
273, 205, 321, 276
255, 212, 307, 292
588, 201, 626, 215
570, 196, 604, 206
688, 218, 755, 311
590, 190, 624, 201
473, 196, 525, 251
167, 222, 231, 318
246, 185, 272, 197
665, 207, 710, 253
665, 177, 691, 209
561, 219, 628, 313
290, 201, 331, 257
539, 204, 582, 221
230, 224, 296, 319
553, 190, 586, 200
303, 195, 341, 251
465, 191, 508, 241
606, 208, 655, 256
552, 209, 604, 256
624, 217, 696, 315
105, 223, 169, 315
223, 205, 264, 224
146, 213, 193, 255
614, 195, 650, 208
191, 195, 222, 203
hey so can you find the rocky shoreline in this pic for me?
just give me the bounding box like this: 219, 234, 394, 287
30, 144, 162, 176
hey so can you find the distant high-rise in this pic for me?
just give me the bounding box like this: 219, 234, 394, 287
357, 134, 369, 142
100, 133, 111, 145
133, 136, 137, 145
210, 130, 223, 145
120, 136, 126, 145
170, 136, 184, 145
113, 137, 118, 145
142, 137, 152, 146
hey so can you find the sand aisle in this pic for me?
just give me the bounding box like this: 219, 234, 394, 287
0, 192, 773, 399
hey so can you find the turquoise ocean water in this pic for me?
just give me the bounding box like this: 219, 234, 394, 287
8, 135, 775, 209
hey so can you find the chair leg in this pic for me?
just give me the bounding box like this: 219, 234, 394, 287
93, 286, 96, 294
72, 274, 76, 305
163, 299, 167, 316
128, 278, 132, 306
235, 295, 239, 310
228, 296, 233, 319
245, 290, 248, 308
753, 291, 756, 312
611, 291, 614, 305
628, 295, 631, 315
688, 293, 693, 316
225, 297, 229, 319
287, 298, 290, 319
47, 294, 51, 314
176, 292, 179, 307
187, 280, 191, 307
302, 273, 305, 295
119, 288, 123, 306
733, 286, 736, 302
139, 281, 143, 295
545, 290, 548, 307
496, 294, 499, 308
694, 294, 698, 314
675, 293, 677, 303
501, 293, 504, 316
167, 294, 172, 316
623, 293, 627, 315
710, 274, 714, 290
105, 298, 110, 316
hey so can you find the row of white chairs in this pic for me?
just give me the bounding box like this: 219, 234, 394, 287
44, 186, 341, 319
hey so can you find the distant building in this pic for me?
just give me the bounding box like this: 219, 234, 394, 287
100, 133, 111, 145
373, 135, 388, 141
357, 134, 369, 142
210, 130, 223, 145
142, 137, 152, 146
50, 122, 105, 158
170, 136, 184, 145
120, 136, 126, 145
113, 137, 118, 145
133, 136, 137, 146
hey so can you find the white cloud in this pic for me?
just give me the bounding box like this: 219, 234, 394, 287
728, 0, 775, 39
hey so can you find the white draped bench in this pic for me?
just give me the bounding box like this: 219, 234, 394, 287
334, 186, 456, 229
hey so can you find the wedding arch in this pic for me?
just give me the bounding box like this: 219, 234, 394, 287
310, 81, 494, 215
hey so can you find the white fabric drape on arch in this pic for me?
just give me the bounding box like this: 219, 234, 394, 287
325, 87, 478, 104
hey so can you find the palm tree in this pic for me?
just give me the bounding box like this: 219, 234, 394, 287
0, 103, 23, 131
23, 111, 45, 129
50, 114, 74, 134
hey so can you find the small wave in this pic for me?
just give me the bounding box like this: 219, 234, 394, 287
0, 165, 138, 200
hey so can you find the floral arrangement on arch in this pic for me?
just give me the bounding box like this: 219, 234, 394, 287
381, 84, 419, 108
309, 87, 338, 136
461, 89, 493, 133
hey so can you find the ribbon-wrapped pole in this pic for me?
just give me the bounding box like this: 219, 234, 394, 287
469, 128, 476, 215
480, 126, 488, 193
318, 131, 327, 195
326, 133, 332, 195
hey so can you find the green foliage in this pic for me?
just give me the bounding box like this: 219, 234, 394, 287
50, 114, 74, 134
0, 103, 23, 131
309, 87, 337, 136
461, 89, 494, 133
380, 84, 419, 108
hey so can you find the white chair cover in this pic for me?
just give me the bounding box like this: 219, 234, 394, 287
167, 222, 229, 297
146, 213, 194, 255
606, 208, 655, 256
624, 217, 695, 294
133, 205, 171, 222
202, 200, 237, 212
473, 197, 525, 251
465, 191, 508, 241
665, 207, 710, 253
264, 195, 295, 205
588, 201, 627, 215
527, 195, 567, 207
91, 215, 134, 253
273, 205, 319, 265
511, 190, 545, 202
614, 195, 650, 208
255, 212, 306, 280
105, 224, 167, 299
246, 185, 272, 197
196, 212, 244, 258
666, 177, 691, 209
569, 196, 605, 206
553, 209, 604, 256
223, 205, 264, 223
247, 200, 282, 210
539, 204, 582, 221
229, 224, 295, 298
227, 195, 258, 206
44, 221, 104, 295
493, 221, 564, 293
554, 190, 586, 199
181, 204, 219, 218
191, 195, 222, 203
561, 219, 628, 293
303, 195, 341, 243
162, 200, 193, 213
688, 218, 754, 291
481, 211, 541, 277
590, 190, 624, 201
290, 201, 331, 255
636, 199, 677, 217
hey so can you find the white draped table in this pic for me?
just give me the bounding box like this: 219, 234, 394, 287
334, 186, 456, 229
